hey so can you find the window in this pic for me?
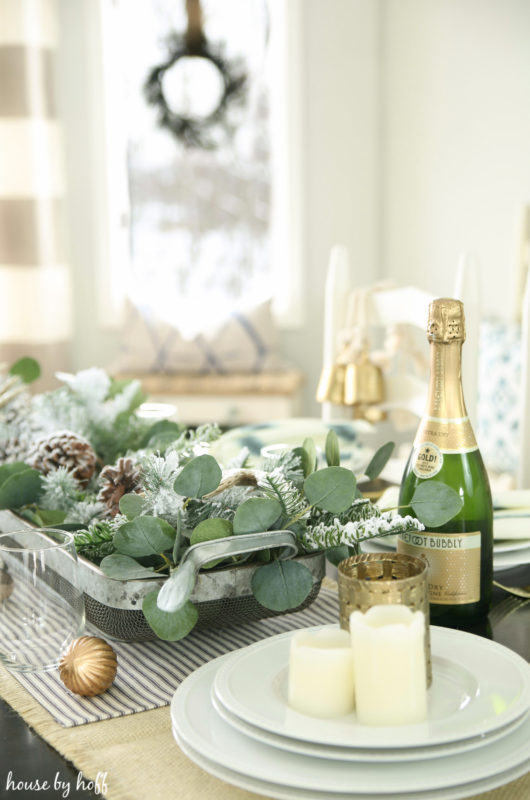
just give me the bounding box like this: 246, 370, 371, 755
96, 0, 304, 340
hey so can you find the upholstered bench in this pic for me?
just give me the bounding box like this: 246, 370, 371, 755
113, 371, 305, 426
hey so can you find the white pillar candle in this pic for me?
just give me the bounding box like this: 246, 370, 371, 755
349, 605, 427, 726
288, 628, 354, 718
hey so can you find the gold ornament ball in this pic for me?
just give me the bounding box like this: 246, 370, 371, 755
59, 636, 118, 696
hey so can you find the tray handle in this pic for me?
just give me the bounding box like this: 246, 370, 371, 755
182, 530, 299, 572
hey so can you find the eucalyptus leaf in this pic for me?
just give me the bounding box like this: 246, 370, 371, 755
325, 429, 340, 467
233, 497, 282, 535
9, 356, 40, 383
119, 493, 144, 520
100, 554, 157, 580
365, 442, 395, 480
142, 419, 183, 448
190, 518, 233, 544
293, 446, 313, 478
410, 481, 464, 527
157, 560, 196, 612
173, 510, 184, 563
0, 468, 43, 509
0, 462, 31, 488
173, 454, 222, 498
142, 589, 198, 641
251, 560, 314, 612
325, 544, 358, 567
38, 508, 67, 526
302, 438, 317, 474
17, 508, 44, 526
303, 467, 356, 513
114, 516, 176, 557
190, 518, 233, 567
148, 431, 182, 450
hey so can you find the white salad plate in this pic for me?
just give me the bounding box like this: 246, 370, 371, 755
173, 727, 530, 800
213, 625, 530, 750
171, 653, 530, 796
211, 688, 529, 763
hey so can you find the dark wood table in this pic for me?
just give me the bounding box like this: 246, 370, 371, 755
0, 565, 529, 800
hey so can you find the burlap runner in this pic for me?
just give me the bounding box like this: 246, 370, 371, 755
0, 657, 528, 800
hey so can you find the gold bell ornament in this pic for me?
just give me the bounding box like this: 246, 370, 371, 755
344, 349, 385, 422
316, 285, 386, 421
59, 636, 118, 696
316, 361, 347, 406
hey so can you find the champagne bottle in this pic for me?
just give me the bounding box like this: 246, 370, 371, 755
398, 298, 493, 624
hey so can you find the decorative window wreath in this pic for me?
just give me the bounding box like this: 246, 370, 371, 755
144, 0, 247, 149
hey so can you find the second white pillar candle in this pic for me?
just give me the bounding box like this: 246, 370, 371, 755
349, 605, 427, 726
288, 628, 355, 718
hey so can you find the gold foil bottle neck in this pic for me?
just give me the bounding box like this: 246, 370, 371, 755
427, 298, 466, 342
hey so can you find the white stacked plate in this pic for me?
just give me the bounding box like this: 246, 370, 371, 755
171, 625, 530, 800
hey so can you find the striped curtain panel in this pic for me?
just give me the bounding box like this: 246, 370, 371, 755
0, 0, 72, 384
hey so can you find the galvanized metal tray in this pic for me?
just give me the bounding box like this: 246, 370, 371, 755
0, 511, 325, 642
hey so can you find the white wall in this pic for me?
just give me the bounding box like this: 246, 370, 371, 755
280, 0, 380, 416
380, 0, 530, 317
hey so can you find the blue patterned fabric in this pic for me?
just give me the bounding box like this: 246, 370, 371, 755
477, 319, 521, 474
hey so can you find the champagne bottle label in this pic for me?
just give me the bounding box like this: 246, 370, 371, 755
414, 415, 477, 454
412, 442, 443, 478
397, 531, 481, 604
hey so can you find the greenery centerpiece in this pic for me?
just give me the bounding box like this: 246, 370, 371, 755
0, 363, 462, 641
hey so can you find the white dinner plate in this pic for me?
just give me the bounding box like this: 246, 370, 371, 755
213, 625, 530, 749
173, 726, 530, 800
493, 490, 530, 509
171, 654, 530, 795
211, 688, 529, 763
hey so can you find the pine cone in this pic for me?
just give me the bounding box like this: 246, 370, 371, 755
26, 431, 97, 486
0, 436, 28, 464
97, 457, 142, 517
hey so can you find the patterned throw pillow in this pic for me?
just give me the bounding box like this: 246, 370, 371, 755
114, 299, 283, 374
477, 319, 521, 474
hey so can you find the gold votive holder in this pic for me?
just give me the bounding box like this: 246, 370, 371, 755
338, 552, 432, 687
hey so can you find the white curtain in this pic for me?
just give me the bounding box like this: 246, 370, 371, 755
0, 0, 72, 386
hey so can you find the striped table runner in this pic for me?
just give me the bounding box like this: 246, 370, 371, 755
11, 589, 340, 727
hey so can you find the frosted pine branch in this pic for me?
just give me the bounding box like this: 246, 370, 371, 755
65, 499, 106, 525
38, 467, 80, 511
259, 467, 308, 519
315, 498, 380, 526
261, 450, 304, 483
227, 447, 251, 469
301, 512, 424, 552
